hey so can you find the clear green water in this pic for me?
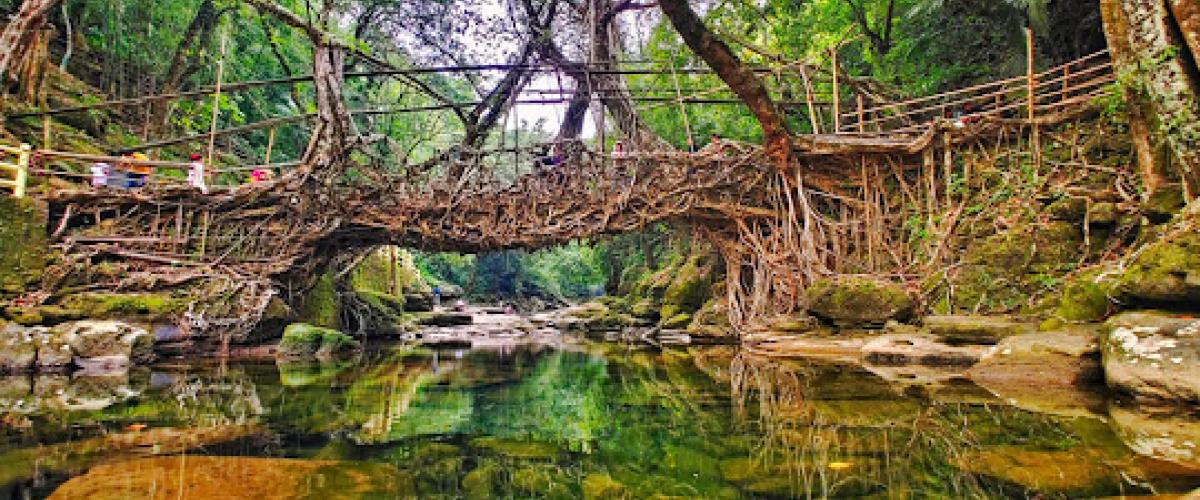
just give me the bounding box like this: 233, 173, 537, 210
2, 342, 1199, 499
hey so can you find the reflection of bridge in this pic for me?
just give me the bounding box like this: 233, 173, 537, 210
2, 50, 1113, 333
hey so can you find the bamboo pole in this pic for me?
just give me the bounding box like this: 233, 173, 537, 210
943, 131, 953, 206
1026, 27, 1041, 171
670, 60, 695, 147
832, 48, 841, 133
857, 94, 865, 134
15, 144, 31, 198
42, 114, 51, 150
264, 127, 276, 164
206, 29, 228, 185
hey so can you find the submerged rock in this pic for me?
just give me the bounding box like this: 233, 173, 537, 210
1103, 312, 1200, 405
1109, 406, 1200, 470
806, 277, 914, 328
968, 329, 1106, 418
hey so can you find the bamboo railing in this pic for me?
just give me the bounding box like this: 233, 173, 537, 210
0, 143, 32, 198
836, 50, 1114, 135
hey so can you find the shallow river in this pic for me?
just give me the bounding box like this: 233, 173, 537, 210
2, 339, 1199, 498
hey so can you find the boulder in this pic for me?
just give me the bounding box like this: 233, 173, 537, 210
922, 315, 1028, 345
35, 327, 75, 369
1142, 185, 1186, 223
861, 334, 982, 366
59, 320, 153, 370
0, 323, 36, 373
1047, 196, 1088, 222
806, 277, 914, 328
1116, 220, 1200, 307
1102, 312, 1200, 404
277, 323, 361, 360
404, 293, 434, 312
1088, 202, 1119, 226
437, 284, 465, 300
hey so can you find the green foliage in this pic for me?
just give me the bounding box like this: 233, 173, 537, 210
415, 242, 605, 300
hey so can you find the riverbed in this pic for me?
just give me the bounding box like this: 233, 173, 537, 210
2, 318, 1200, 498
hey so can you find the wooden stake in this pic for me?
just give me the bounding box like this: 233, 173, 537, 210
206, 28, 228, 185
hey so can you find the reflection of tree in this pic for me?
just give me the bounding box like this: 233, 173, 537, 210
729, 353, 1015, 498
468, 351, 609, 453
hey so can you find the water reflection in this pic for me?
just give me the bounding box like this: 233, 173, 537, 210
0, 342, 1198, 498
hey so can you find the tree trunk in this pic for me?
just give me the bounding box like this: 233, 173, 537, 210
0, 0, 61, 101
1101, 0, 1200, 196
151, 0, 222, 137
658, 0, 793, 170
1168, 0, 1200, 62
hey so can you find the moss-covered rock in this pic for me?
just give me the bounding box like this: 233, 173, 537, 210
1116, 220, 1200, 307
277, 323, 361, 360
0, 323, 36, 373
1088, 202, 1119, 226
629, 298, 660, 320
931, 221, 1084, 314
58, 293, 189, 321
659, 253, 715, 322
299, 272, 339, 329
462, 462, 498, 500
1142, 185, 1186, 223
1047, 196, 1088, 222
582, 472, 628, 500
1053, 269, 1119, 322
0, 197, 47, 295
661, 313, 692, 329
468, 437, 561, 459
806, 277, 914, 328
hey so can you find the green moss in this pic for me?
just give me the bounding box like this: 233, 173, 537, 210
462, 463, 498, 500
349, 247, 428, 295
58, 293, 188, 320
300, 272, 339, 329
469, 437, 561, 459
807, 277, 914, 327
1053, 270, 1118, 322
0, 197, 47, 294
658, 253, 715, 322
1142, 185, 1185, 223
278, 323, 360, 359
1116, 224, 1200, 305
581, 473, 627, 500
661, 313, 692, 329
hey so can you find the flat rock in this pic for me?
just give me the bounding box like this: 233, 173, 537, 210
968, 329, 1106, 418
861, 333, 983, 366
418, 313, 474, 327
922, 315, 1028, 345
1103, 311, 1200, 405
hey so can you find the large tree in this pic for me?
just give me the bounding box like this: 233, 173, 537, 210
1101, 0, 1200, 197
0, 0, 61, 101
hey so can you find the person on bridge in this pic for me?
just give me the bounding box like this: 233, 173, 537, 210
90, 161, 110, 188
248, 168, 274, 183
187, 154, 208, 194
118, 153, 153, 188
